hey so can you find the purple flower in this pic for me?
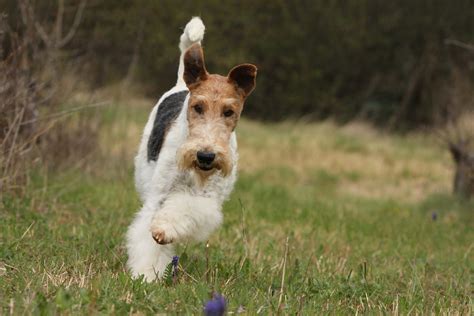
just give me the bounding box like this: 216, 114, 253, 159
172, 256, 179, 267
172, 256, 179, 277
431, 212, 437, 221
204, 293, 226, 316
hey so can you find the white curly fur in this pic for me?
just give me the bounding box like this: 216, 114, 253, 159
126, 17, 238, 282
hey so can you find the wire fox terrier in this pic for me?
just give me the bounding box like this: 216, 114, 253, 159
126, 17, 257, 281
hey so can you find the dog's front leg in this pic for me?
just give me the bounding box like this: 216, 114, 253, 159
150, 192, 223, 245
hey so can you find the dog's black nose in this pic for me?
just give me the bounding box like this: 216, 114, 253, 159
196, 151, 216, 164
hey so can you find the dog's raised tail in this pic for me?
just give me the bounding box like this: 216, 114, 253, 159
177, 17, 205, 86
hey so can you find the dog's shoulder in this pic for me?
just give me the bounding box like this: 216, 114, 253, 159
147, 90, 188, 162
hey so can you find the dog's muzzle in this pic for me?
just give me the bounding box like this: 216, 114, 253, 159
196, 151, 216, 171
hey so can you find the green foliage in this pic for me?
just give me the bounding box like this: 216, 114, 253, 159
1, 166, 472, 313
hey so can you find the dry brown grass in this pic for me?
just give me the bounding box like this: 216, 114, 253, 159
0, 4, 100, 196
236, 120, 451, 202
0, 26, 40, 194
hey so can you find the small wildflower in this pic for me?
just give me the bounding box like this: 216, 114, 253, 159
204, 293, 226, 316
431, 211, 437, 221
172, 255, 179, 267
172, 255, 179, 278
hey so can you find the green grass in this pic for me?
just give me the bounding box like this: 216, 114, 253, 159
1, 102, 473, 314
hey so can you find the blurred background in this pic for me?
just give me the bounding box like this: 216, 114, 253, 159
1, 1, 473, 313
2, 0, 473, 197
3, 1, 474, 121
0, 0, 474, 195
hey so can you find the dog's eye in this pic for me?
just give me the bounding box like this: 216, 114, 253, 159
223, 109, 234, 117
193, 104, 204, 114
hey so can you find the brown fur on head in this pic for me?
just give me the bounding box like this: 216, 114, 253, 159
176, 44, 257, 183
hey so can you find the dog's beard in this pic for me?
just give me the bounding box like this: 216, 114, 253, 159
176, 142, 233, 184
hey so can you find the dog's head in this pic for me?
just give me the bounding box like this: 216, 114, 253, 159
177, 44, 257, 182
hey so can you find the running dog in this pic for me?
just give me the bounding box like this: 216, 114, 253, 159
126, 17, 257, 281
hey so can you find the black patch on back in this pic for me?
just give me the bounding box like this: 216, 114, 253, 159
147, 91, 188, 162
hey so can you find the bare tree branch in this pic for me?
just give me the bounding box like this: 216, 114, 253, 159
18, 0, 51, 46
55, 0, 65, 45
58, 0, 87, 48
445, 39, 474, 52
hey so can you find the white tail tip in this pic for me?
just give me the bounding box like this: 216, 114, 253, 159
179, 17, 205, 52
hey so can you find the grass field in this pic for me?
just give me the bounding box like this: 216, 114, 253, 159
1, 99, 473, 314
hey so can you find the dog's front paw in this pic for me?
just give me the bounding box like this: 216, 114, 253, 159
150, 220, 176, 245
151, 229, 172, 245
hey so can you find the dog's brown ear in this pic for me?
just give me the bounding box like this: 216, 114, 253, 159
227, 64, 257, 97
183, 44, 208, 87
